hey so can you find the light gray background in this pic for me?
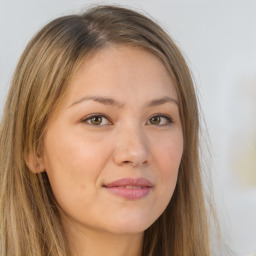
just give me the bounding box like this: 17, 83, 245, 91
0, 0, 256, 255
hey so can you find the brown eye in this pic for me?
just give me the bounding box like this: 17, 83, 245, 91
90, 116, 102, 125
150, 116, 161, 125
147, 115, 173, 126
82, 115, 111, 126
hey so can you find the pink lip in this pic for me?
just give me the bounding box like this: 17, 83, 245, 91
103, 178, 153, 200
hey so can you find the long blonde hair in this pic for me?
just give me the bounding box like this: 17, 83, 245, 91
1, 5, 212, 255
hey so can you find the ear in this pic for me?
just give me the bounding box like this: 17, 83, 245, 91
25, 152, 45, 173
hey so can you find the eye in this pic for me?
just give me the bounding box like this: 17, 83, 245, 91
147, 114, 173, 126
82, 114, 112, 126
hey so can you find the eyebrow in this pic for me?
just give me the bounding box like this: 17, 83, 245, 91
70, 96, 124, 108
69, 95, 178, 108
147, 96, 178, 107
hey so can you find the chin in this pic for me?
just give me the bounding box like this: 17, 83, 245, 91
105, 216, 155, 235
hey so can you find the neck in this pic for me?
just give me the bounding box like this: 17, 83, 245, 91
62, 217, 144, 256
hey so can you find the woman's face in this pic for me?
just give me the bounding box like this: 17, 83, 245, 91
41, 45, 183, 235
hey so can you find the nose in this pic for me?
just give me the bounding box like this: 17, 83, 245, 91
113, 126, 151, 167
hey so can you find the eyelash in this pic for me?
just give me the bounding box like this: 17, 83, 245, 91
147, 114, 173, 126
81, 113, 173, 126
81, 113, 112, 126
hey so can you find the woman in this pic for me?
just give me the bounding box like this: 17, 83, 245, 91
0, 5, 215, 256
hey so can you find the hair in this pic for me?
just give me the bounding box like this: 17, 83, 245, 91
0, 5, 215, 256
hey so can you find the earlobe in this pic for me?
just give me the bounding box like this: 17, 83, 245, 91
25, 152, 45, 173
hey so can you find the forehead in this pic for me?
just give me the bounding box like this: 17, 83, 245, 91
65, 45, 178, 106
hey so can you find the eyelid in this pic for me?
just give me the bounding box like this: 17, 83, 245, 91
80, 113, 173, 126
81, 113, 113, 126
146, 113, 174, 126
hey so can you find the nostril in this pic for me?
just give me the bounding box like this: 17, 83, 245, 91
113, 141, 151, 167
121, 159, 149, 167
142, 160, 149, 166
121, 160, 138, 167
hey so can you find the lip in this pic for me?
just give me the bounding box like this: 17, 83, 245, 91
103, 178, 153, 200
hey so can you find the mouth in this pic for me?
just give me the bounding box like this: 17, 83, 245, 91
103, 178, 153, 200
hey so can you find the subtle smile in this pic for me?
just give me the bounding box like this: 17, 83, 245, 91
103, 178, 153, 200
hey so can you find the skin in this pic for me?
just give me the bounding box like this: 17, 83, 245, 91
33, 45, 183, 256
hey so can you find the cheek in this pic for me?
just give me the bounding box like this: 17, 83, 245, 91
151, 130, 183, 193
42, 127, 111, 206
43, 126, 110, 177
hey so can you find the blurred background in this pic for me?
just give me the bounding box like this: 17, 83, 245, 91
0, 0, 255, 255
